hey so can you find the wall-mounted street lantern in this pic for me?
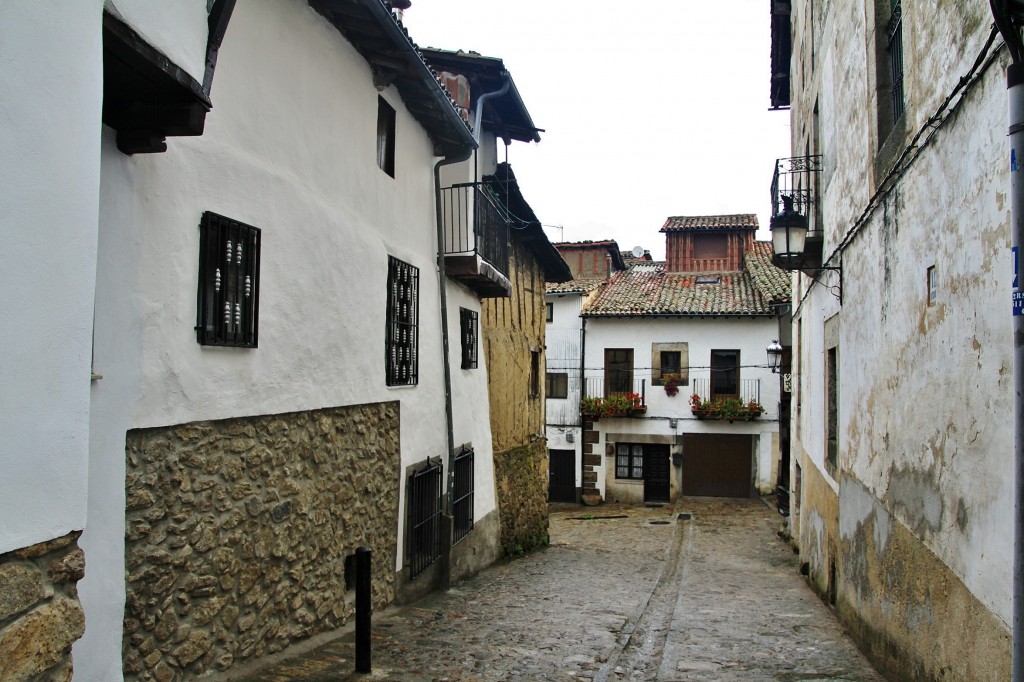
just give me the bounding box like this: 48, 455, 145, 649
770, 196, 808, 263
766, 340, 784, 374
769, 194, 843, 303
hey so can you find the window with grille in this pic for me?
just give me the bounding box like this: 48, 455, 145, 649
196, 211, 260, 347
887, 0, 904, 123
386, 256, 419, 386
377, 96, 395, 177
452, 448, 474, 544
407, 458, 442, 578
546, 372, 568, 399
616, 443, 643, 480
460, 308, 478, 369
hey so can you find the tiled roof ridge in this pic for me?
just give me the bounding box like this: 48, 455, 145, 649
660, 214, 759, 231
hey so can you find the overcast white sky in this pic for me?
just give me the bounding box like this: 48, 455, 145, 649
404, 1, 791, 260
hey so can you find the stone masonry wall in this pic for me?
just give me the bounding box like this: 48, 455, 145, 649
123, 402, 400, 681
0, 532, 86, 681
493, 442, 549, 557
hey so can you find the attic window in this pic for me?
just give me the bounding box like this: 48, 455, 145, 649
696, 275, 721, 285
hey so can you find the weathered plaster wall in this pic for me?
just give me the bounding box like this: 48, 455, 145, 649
483, 239, 550, 555
82, 1, 466, 677
122, 403, 400, 680
788, 0, 1012, 677
838, 475, 1010, 681
795, 445, 839, 601
0, 533, 86, 681
0, 0, 101, 556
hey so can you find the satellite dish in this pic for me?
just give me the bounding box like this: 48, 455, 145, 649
631, 246, 644, 258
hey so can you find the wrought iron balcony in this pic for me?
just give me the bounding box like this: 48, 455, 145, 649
440, 183, 511, 298
691, 378, 761, 406
770, 155, 823, 270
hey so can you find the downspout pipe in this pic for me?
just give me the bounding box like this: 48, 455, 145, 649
1008, 59, 1024, 682
432, 74, 508, 588
471, 72, 511, 184
434, 145, 473, 590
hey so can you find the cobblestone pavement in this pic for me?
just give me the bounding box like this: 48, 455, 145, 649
236, 498, 885, 681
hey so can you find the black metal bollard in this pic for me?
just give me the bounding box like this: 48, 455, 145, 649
355, 547, 372, 674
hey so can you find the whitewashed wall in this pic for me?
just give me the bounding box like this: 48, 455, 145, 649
106, 0, 209, 84
79, 0, 476, 676
0, 0, 103, 555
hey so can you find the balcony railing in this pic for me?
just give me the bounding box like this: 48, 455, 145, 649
690, 378, 761, 405
440, 183, 511, 297
582, 377, 647, 402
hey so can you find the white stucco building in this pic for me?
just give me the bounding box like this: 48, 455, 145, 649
546, 219, 790, 506
1, 1, 559, 679
772, 0, 1013, 677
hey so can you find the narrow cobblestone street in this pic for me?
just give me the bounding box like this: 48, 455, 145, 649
235, 499, 884, 681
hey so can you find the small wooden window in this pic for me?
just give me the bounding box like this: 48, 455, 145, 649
546, 302, 553, 322
616, 443, 644, 480
377, 96, 396, 177
926, 265, 937, 306
530, 351, 541, 398
693, 233, 728, 259
546, 372, 568, 399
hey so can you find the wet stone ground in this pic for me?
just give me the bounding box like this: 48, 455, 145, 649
235, 498, 886, 681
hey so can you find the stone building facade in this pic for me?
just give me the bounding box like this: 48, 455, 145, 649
778, 0, 1012, 678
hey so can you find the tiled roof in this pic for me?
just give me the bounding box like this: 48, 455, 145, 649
620, 249, 652, 263
744, 242, 791, 303
582, 265, 775, 317
546, 278, 606, 295
553, 240, 621, 250
661, 214, 759, 231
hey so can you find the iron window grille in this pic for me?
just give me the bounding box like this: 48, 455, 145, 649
386, 256, 419, 386
452, 448, 475, 545
616, 443, 644, 480
196, 211, 260, 347
887, 0, 905, 123
460, 308, 478, 369
407, 458, 443, 579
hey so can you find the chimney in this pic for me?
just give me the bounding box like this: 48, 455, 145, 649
391, 0, 411, 21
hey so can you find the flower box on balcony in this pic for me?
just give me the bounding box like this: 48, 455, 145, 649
581, 393, 645, 419
689, 395, 764, 422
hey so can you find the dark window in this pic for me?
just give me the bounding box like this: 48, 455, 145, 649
616, 443, 644, 480
710, 350, 739, 397
605, 348, 634, 396
460, 308, 478, 369
196, 211, 260, 347
452, 448, 474, 544
927, 266, 937, 306
660, 351, 681, 377
546, 372, 568, 399
887, 0, 904, 124
407, 458, 442, 579
693, 233, 728, 260
530, 350, 541, 398
386, 256, 419, 386
826, 347, 839, 478
546, 302, 553, 322
377, 96, 395, 177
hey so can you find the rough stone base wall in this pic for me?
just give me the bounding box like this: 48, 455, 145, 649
493, 442, 549, 557
0, 532, 86, 681
123, 402, 400, 681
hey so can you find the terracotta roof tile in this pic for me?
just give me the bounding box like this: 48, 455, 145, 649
744, 242, 791, 303
546, 277, 606, 294
582, 265, 774, 317
660, 214, 759, 231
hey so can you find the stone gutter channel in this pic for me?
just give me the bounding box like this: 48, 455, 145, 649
594, 513, 693, 682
